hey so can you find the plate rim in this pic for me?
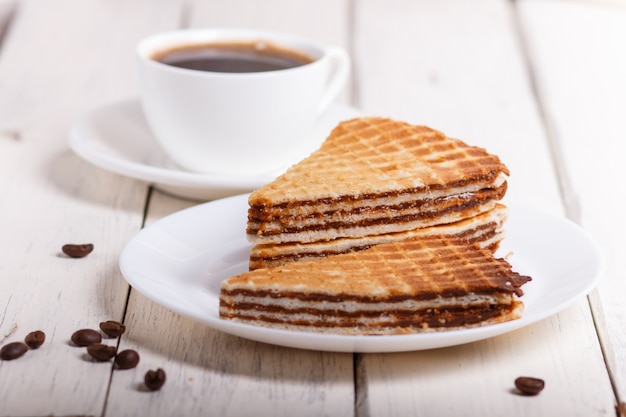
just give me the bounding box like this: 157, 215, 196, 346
119, 194, 605, 353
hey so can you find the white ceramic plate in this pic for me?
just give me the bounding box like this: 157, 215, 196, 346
68, 99, 362, 201
119, 194, 604, 353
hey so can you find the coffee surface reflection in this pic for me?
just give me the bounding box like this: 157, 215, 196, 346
152, 41, 314, 73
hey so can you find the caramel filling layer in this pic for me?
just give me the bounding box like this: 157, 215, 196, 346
219, 303, 514, 330
221, 287, 518, 303
249, 171, 507, 210
249, 223, 499, 266
247, 184, 506, 237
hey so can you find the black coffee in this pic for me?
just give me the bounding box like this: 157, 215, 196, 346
152, 41, 314, 73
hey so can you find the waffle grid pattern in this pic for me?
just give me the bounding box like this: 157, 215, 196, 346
250, 117, 509, 204
224, 235, 530, 300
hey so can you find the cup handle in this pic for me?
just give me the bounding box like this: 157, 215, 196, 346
318, 47, 350, 115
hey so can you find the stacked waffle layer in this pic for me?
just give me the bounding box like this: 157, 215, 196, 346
250, 203, 507, 270
247, 117, 510, 270
220, 235, 531, 335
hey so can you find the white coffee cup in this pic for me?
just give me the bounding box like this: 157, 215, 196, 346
137, 28, 350, 176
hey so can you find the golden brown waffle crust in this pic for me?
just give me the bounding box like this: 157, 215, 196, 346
248, 117, 510, 205
246, 117, 510, 244
220, 235, 531, 335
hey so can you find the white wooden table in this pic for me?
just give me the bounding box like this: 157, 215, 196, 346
0, 0, 624, 415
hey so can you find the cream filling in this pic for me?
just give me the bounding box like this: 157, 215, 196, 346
250, 173, 508, 218
251, 208, 506, 258
248, 201, 497, 243
220, 292, 513, 314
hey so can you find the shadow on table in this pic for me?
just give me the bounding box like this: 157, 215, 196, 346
121, 291, 354, 384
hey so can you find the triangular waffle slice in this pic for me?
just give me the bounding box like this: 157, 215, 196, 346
220, 235, 531, 335
247, 117, 509, 245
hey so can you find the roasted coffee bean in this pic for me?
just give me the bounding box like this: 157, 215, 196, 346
515, 376, 545, 395
0, 342, 28, 361
24, 330, 46, 349
71, 328, 102, 347
115, 349, 140, 369
87, 343, 117, 361
144, 368, 166, 391
99, 320, 126, 338
62, 243, 94, 258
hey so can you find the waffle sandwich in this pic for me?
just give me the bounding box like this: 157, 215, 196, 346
220, 235, 531, 335
247, 117, 510, 269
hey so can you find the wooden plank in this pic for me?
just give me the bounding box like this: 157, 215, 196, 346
106, 189, 355, 417
352, 0, 616, 415
105, 2, 356, 416
108, 290, 353, 417
358, 303, 610, 417
188, 0, 353, 103
0, 0, 15, 43
354, 0, 561, 208
517, 0, 626, 402
188, 0, 350, 45
0, 0, 182, 415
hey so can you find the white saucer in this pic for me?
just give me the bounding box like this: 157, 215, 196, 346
119, 194, 604, 352
68, 99, 363, 200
